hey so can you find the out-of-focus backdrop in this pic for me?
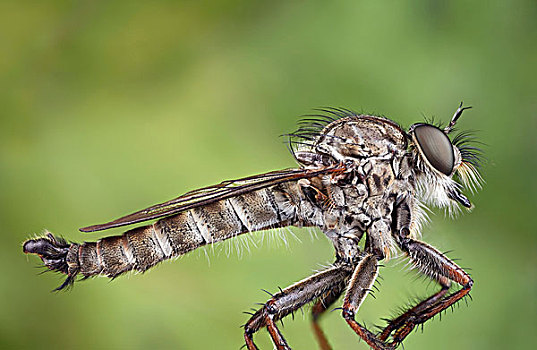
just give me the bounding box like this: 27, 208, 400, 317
2, 1, 536, 349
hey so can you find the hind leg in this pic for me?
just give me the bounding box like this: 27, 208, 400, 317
244, 264, 352, 350
311, 285, 345, 350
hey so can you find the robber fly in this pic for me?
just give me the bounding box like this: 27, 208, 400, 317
23, 103, 483, 350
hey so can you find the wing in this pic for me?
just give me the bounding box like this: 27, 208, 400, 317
79, 164, 346, 232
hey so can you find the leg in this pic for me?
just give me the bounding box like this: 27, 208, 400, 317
379, 238, 473, 346
357, 197, 475, 347
244, 264, 353, 350
311, 285, 345, 350
378, 283, 449, 342
341, 253, 390, 350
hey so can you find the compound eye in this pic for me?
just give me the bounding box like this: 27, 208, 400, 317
413, 124, 455, 175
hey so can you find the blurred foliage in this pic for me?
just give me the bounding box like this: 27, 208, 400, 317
1, 0, 536, 349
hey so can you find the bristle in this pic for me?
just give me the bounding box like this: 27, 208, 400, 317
23, 233, 76, 290
456, 162, 484, 194
452, 130, 486, 168
285, 107, 358, 155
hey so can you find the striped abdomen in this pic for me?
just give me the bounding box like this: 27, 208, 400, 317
23, 184, 299, 288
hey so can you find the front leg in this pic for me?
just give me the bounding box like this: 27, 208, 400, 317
379, 238, 473, 345
244, 264, 353, 350
379, 197, 474, 346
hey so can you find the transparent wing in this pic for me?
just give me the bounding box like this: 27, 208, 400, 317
80, 164, 345, 232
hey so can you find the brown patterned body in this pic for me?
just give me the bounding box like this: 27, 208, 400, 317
24, 116, 413, 284
23, 106, 481, 349
65, 186, 300, 279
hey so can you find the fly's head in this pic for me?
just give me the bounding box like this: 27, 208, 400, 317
408, 103, 484, 214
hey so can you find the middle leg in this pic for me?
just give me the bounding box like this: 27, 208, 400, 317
341, 253, 390, 350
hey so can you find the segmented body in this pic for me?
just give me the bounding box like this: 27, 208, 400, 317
27, 115, 423, 284
68, 185, 298, 278
23, 106, 482, 349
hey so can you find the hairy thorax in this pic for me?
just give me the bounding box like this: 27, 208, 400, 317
292, 115, 413, 262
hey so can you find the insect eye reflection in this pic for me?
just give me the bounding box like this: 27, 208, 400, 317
412, 124, 455, 175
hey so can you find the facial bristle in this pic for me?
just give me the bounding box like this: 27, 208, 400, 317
456, 162, 484, 194
452, 130, 485, 168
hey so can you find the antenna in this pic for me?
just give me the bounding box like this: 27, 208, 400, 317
444, 101, 472, 133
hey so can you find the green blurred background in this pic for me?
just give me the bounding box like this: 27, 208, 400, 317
2, 1, 536, 349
